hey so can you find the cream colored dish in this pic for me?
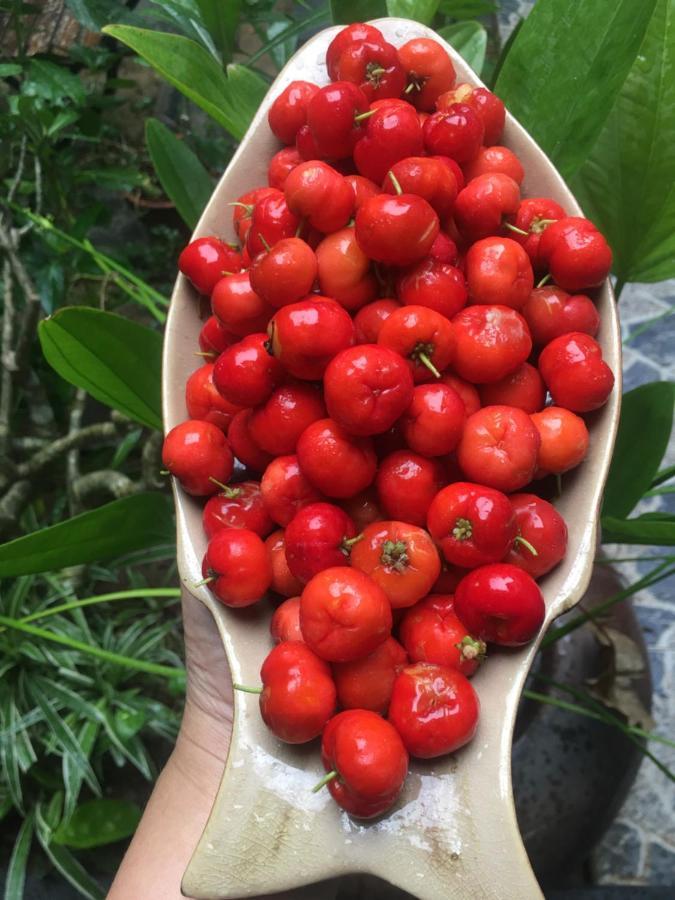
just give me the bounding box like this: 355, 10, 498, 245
162, 17, 621, 900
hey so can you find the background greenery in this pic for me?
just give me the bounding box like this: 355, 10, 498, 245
0, 0, 674, 895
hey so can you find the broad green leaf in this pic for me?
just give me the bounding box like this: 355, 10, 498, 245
330, 0, 387, 24
386, 0, 440, 25
4, 811, 34, 900
145, 119, 213, 229
102, 25, 261, 140
65, 0, 133, 31
39, 307, 162, 429
439, 0, 496, 16
247, 8, 330, 66
439, 21, 487, 74
0, 63, 22, 77
195, 0, 241, 62
494, 0, 657, 178
572, 0, 675, 283
24, 59, 86, 105
53, 798, 141, 849
225, 64, 268, 122
603, 382, 675, 519
602, 514, 675, 545
0, 493, 174, 577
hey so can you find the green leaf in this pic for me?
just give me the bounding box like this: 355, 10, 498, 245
494, 0, 657, 178
386, 0, 440, 24
65, 0, 133, 31
53, 798, 141, 849
195, 0, 241, 62
0, 63, 22, 77
602, 514, 675, 545
247, 8, 330, 66
0, 492, 174, 577
4, 811, 34, 900
439, 21, 487, 74
571, 0, 675, 283
603, 382, 675, 518
35, 816, 105, 900
38, 307, 162, 429
24, 59, 86, 105
102, 25, 262, 140
145, 119, 213, 228
439, 0, 496, 16
330, 0, 387, 24
0, 701, 23, 812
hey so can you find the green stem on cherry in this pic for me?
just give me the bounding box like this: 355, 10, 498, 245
193, 576, 215, 588
504, 222, 529, 237
258, 232, 271, 253
404, 81, 417, 95
312, 769, 339, 793
456, 635, 487, 663
208, 477, 242, 498
536, 273, 552, 288
159, 469, 169, 476
294, 217, 307, 238
228, 201, 253, 213
452, 517, 473, 541
341, 533, 364, 554
387, 170, 403, 196
233, 683, 263, 694
515, 535, 539, 557
381, 539, 409, 573
195, 350, 216, 358
354, 109, 376, 123
417, 351, 441, 379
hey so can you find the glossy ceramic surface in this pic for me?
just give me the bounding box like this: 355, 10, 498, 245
162, 18, 621, 900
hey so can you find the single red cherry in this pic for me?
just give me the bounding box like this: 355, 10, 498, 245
531, 406, 590, 475
353, 101, 425, 184
538, 216, 612, 291
284, 502, 358, 583
423, 104, 484, 164
439, 372, 481, 417
306, 81, 369, 159
437, 83, 505, 145
178, 237, 242, 296
399, 594, 486, 677
213, 333, 283, 408
268, 80, 320, 145
248, 382, 326, 455
339, 489, 383, 531
203, 480, 274, 539
284, 161, 355, 233
326, 22, 386, 80
260, 641, 336, 743
454, 173, 521, 242
162, 420, 233, 496
398, 38, 456, 111
522, 286, 600, 347
185, 363, 241, 432
454, 563, 545, 646
335, 39, 406, 102
202, 527, 271, 608
463, 146, 524, 184
378, 305, 454, 383
260, 454, 324, 527
389, 662, 479, 758
375, 450, 446, 527
227, 409, 274, 473
267, 146, 302, 190
269, 297, 355, 380
458, 405, 541, 492
231, 186, 277, 242
466, 236, 534, 309
479, 362, 546, 414
266, 529, 304, 597
345, 173, 380, 211
198, 316, 237, 357
211, 272, 274, 337
452, 304, 532, 383
397, 258, 467, 319
297, 418, 377, 499
506, 197, 566, 269
315, 227, 377, 311
429, 230, 459, 264
249, 237, 318, 309
506, 493, 568, 579
353, 299, 400, 343
332, 637, 408, 715
270, 596, 303, 643
384, 156, 458, 218
400, 382, 466, 457
538, 332, 614, 412
246, 189, 302, 257
355, 191, 439, 267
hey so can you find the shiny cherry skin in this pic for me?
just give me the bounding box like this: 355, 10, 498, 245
531, 406, 589, 475
246, 189, 302, 257
538, 332, 614, 412
270, 595, 303, 643
268, 146, 302, 190
353, 102, 424, 184
463, 146, 524, 184
345, 174, 380, 211
268, 80, 319, 145
353, 299, 400, 343
452, 304, 532, 383
479, 362, 546, 414
454, 173, 521, 242
227, 409, 274, 473
398, 38, 456, 111
162, 420, 233, 496
306, 81, 369, 159
213, 333, 284, 408
351, 520, 441, 609
284, 161, 355, 233
457, 405, 540, 492
332, 637, 408, 715
269, 298, 355, 381
335, 39, 406, 102
466, 236, 534, 309
326, 22, 385, 80
427, 481, 517, 568
249, 383, 326, 455
178, 237, 242, 296
356, 193, 439, 267
231, 186, 277, 243
339, 489, 383, 531
297, 418, 377, 499
300, 566, 392, 662
538, 216, 612, 291
266, 530, 304, 597
284, 502, 357, 583
320, 709, 408, 818
437, 83, 505, 145
260, 454, 324, 527
401, 383, 466, 457
522, 286, 600, 346
202, 527, 271, 608
186, 363, 242, 432
202, 480, 274, 540
399, 594, 486, 677
396, 258, 467, 319
211, 272, 274, 337
439, 372, 481, 417
454, 563, 545, 646
429, 230, 459, 264
389, 662, 479, 758
198, 316, 237, 357
315, 227, 377, 311
506, 197, 566, 269
260, 641, 336, 743
378, 305, 454, 383
506, 493, 568, 579
384, 156, 458, 218
324, 344, 414, 437
375, 450, 446, 527
249, 237, 317, 308
423, 104, 484, 164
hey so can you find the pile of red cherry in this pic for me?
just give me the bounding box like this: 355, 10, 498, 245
162, 22, 615, 820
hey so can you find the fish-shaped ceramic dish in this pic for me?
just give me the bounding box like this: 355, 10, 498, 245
162, 17, 621, 900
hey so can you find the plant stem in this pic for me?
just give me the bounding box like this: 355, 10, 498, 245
233, 683, 262, 694
515, 535, 538, 556
17, 588, 181, 625
311, 769, 338, 793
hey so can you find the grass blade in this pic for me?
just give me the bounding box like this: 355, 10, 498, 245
3, 810, 34, 900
